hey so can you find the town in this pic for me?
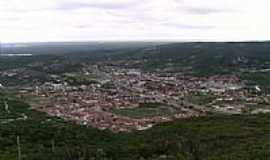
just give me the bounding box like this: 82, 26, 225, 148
5, 62, 268, 132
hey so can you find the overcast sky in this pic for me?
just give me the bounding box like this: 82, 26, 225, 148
0, 0, 270, 42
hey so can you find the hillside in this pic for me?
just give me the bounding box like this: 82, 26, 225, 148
1, 94, 270, 160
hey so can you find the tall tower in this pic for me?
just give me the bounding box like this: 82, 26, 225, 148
0, 41, 5, 56
35, 86, 39, 96
0, 41, 2, 55
4, 101, 10, 113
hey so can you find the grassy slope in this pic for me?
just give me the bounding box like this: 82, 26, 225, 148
0, 96, 270, 160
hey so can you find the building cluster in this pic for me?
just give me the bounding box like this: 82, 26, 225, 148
18, 65, 270, 132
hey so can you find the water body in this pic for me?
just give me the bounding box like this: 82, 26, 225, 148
0, 54, 33, 57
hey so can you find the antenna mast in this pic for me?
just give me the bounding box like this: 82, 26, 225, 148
0, 41, 2, 55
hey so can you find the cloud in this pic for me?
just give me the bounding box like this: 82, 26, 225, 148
0, 0, 270, 42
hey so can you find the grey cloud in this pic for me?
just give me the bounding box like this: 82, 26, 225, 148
185, 7, 229, 15
162, 22, 215, 30
55, 1, 139, 11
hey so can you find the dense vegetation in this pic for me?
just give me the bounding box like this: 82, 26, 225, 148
241, 72, 270, 87
1, 95, 270, 160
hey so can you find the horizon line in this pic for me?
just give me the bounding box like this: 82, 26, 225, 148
1, 39, 270, 44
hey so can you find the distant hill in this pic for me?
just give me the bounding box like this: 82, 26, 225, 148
2, 41, 270, 76
1, 42, 165, 55
118, 42, 270, 75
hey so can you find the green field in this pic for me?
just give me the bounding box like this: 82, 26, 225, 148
62, 72, 98, 85
111, 103, 176, 118
186, 94, 215, 106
